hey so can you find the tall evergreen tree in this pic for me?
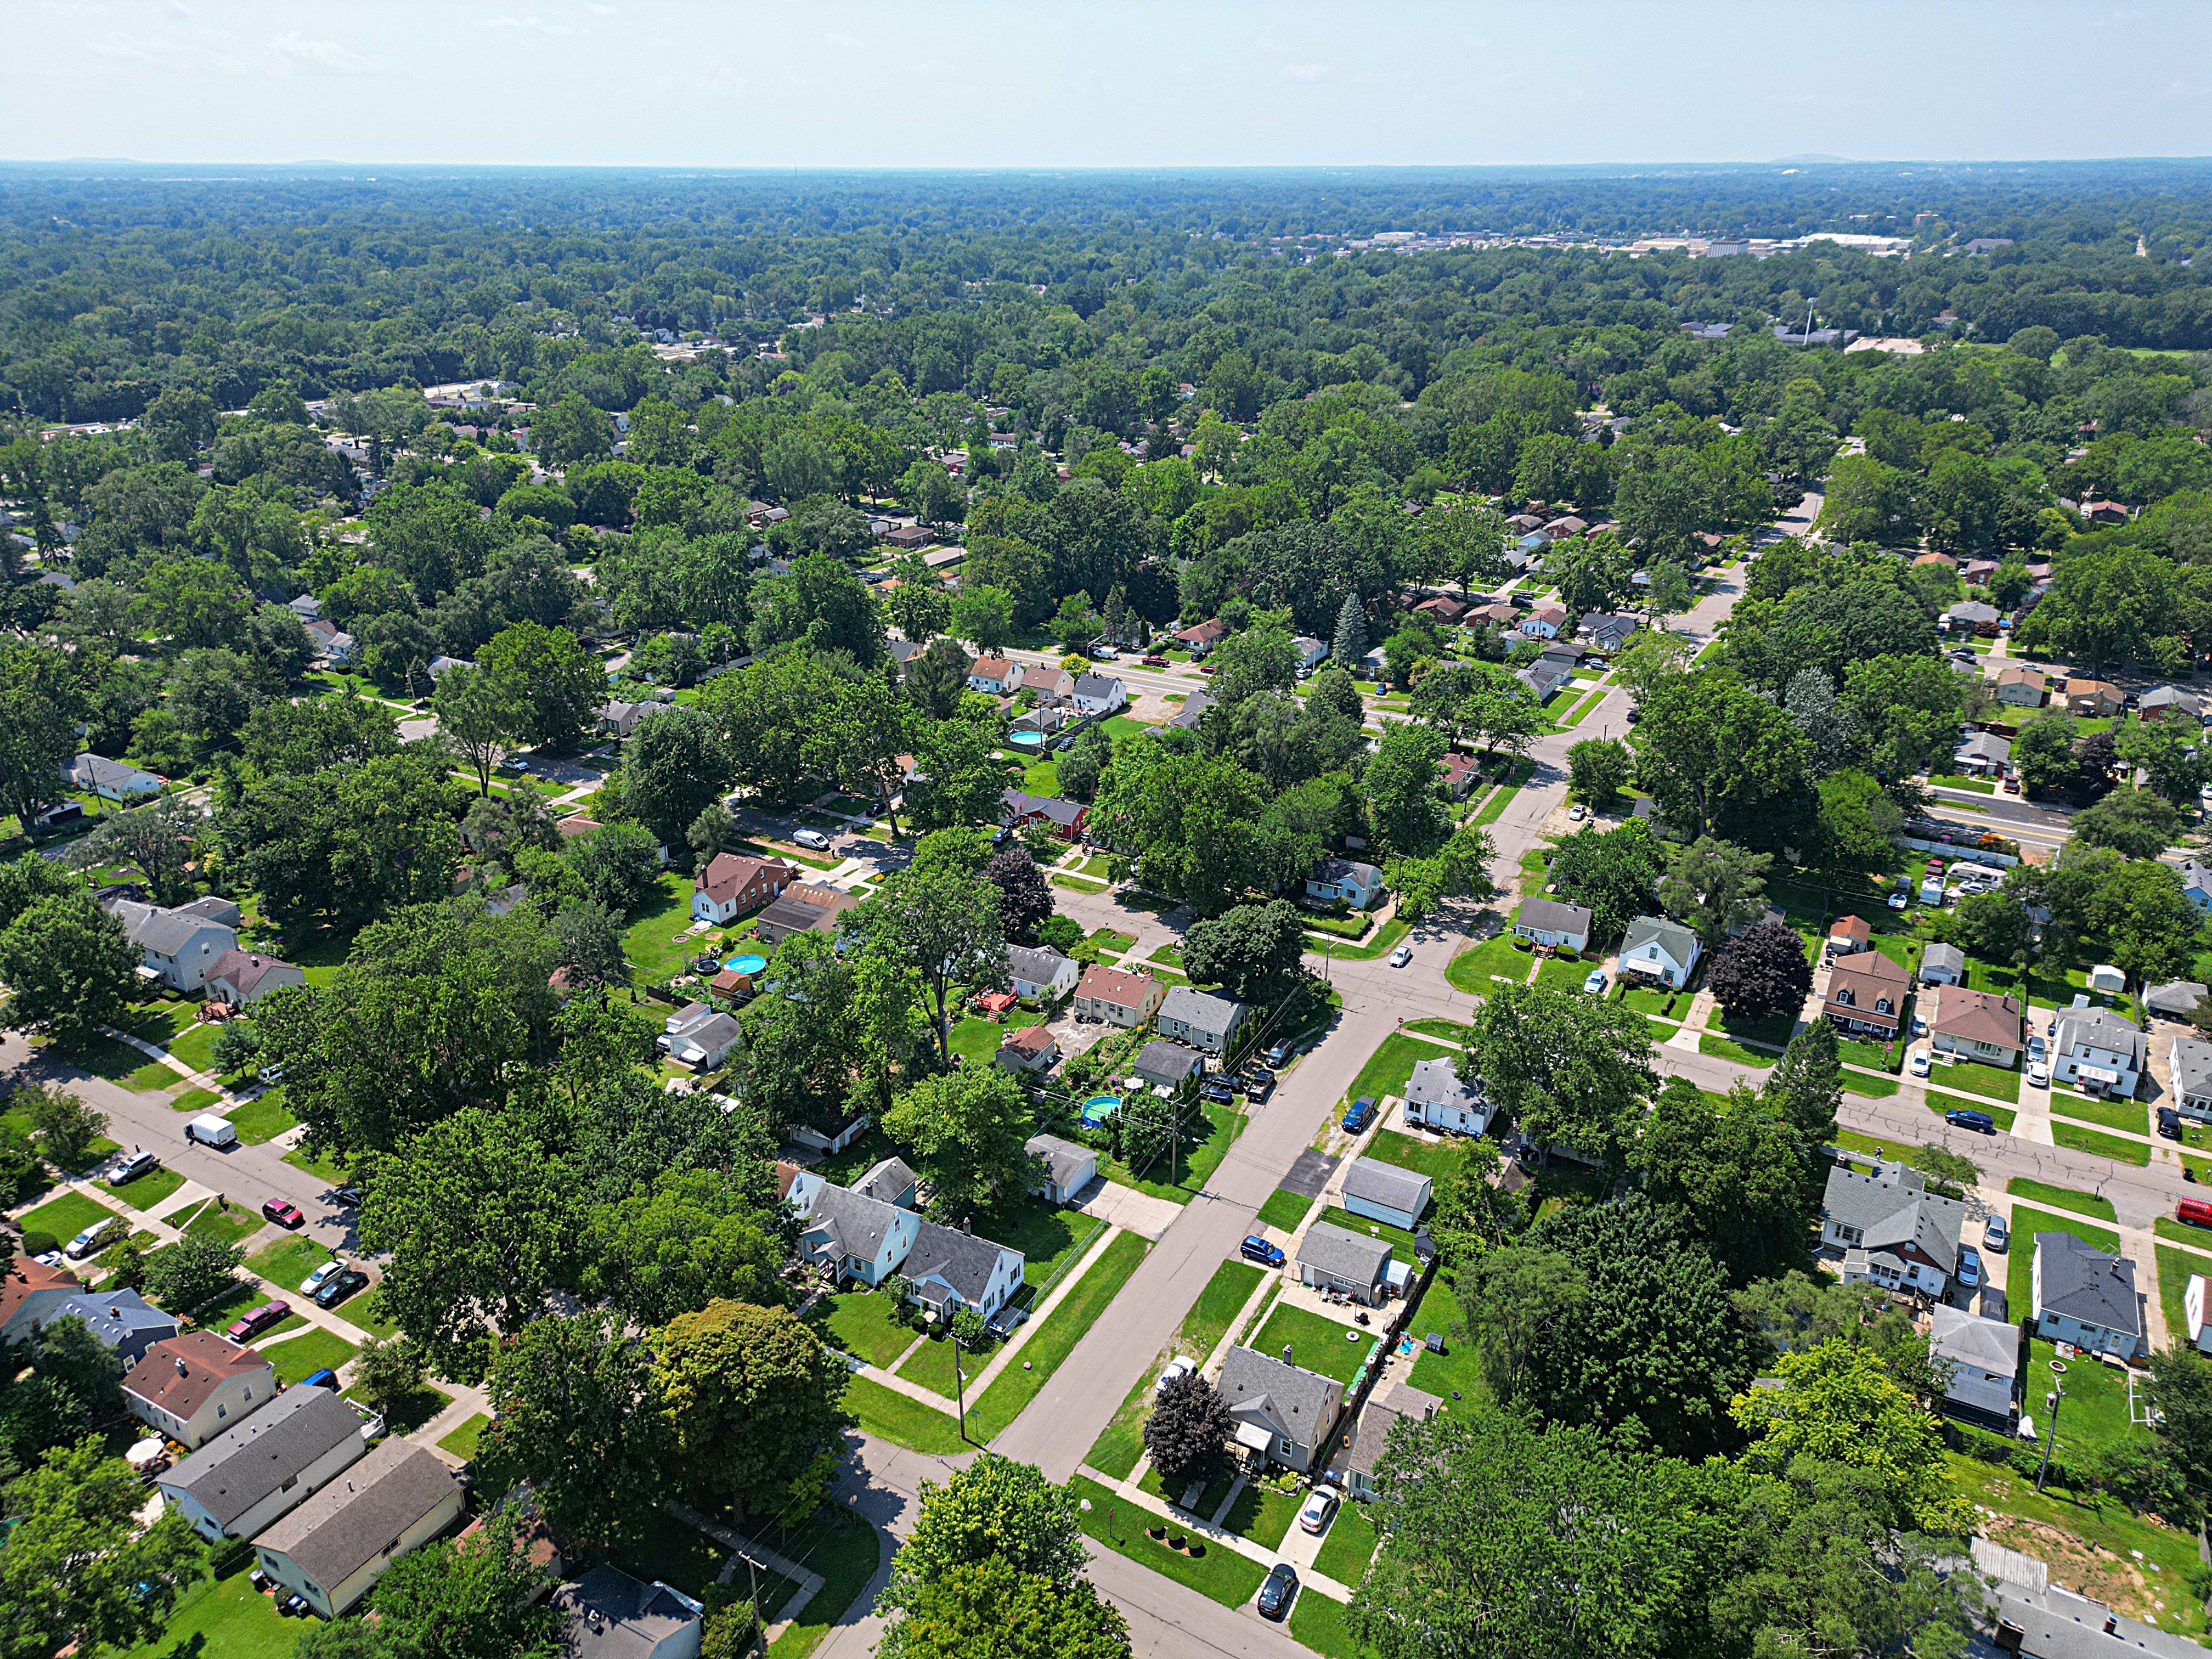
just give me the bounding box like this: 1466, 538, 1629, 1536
1331, 590, 1368, 667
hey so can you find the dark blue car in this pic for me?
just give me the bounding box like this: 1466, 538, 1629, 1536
1342, 1097, 1375, 1133
1944, 1108, 1996, 1135
1240, 1235, 1285, 1268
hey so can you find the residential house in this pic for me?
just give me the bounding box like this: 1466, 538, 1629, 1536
2188, 1274, 2212, 1357
1578, 612, 1637, 652
691, 853, 796, 925
426, 654, 470, 680
555, 1567, 706, 1659
2171, 1037, 2212, 1120
1306, 856, 1385, 910
1168, 690, 1215, 731
1412, 594, 1470, 625
1920, 942, 1965, 986
849, 1156, 917, 1210
901, 1220, 1024, 1321
1822, 948, 1912, 1041
1401, 1056, 1493, 1136
1819, 1161, 1965, 1298
1944, 600, 2002, 633
1069, 673, 1126, 716
157, 1386, 368, 1543
1001, 788, 1088, 842
2048, 1006, 2145, 1098
1994, 666, 2049, 709
2182, 859, 2212, 915
1132, 1039, 1205, 1090
206, 950, 306, 1008
2079, 499, 2131, 525
1542, 514, 1589, 540
1217, 1345, 1346, 1474
1515, 658, 1575, 702
1326, 1378, 1442, 1500
663, 1011, 740, 1070
1538, 641, 1590, 672
599, 699, 653, 740
753, 883, 860, 947
1172, 618, 1229, 657
792, 1184, 920, 1287
1006, 944, 1079, 1003
108, 899, 238, 994
887, 637, 923, 679
1928, 1305, 2020, 1432
1914, 551, 1960, 572
1156, 986, 1247, 1055
1291, 636, 1328, 672
556, 814, 603, 842
2140, 685, 2207, 724
2147, 980, 2208, 1022
966, 655, 1025, 696
2031, 1232, 2145, 1361
1514, 898, 1592, 952
0, 1278, 176, 1363
1438, 752, 1483, 800
1342, 1158, 1431, 1231
0, 1258, 80, 1347
1026, 1134, 1096, 1204
1953, 731, 2012, 775
1826, 915, 1872, 957
1927, 986, 2025, 1067
1519, 606, 1568, 640
1469, 601, 1520, 630
1295, 1221, 1394, 1307
995, 1023, 1060, 1075
1074, 963, 1165, 1028
2063, 678, 2124, 717
287, 594, 321, 623
788, 1108, 871, 1156
1618, 915, 1701, 989
64, 752, 162, 802
1023, 667, 1077, 707
252, 1439, 465, 1618
123, 1331, 275, 1451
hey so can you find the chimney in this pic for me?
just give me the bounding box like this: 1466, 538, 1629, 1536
176, 1357, 188, 1375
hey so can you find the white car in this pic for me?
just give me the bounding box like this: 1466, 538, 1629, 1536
1583, 968, 1609, 996
1567, 804, 1587, 820
1389, 945, 1412, 968
792, 828, 832, 850
64, 1220, 121, 1260
2028, 1060, 2051, 1087
301, 1260, 344, 1297
1886, 891, 1909, 911
1155, 1356, 1197, 1396
1297, 1486, 1341, 1534
1909, 1051, 1930, 1077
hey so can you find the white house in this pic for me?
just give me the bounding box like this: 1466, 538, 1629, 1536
901, 1219, 1025, 1321
107, 900, 239, 994
122, 1331, 276, 1451
252, 1440, 465, 1618
1069, 673, 1127, 715
2172, 1037, 2212, 1120
1819, 1161, 1965, 1299
966, 655, 1025, 696
1519, 606, 1567, 640
2049, 1006, 2145, 1098
63, 752, 162, 802
157, 1386, 368, 1542
1920, 943, 1965, 986
793, 1183, 921, 1288
2186, 1274, 2212, 1356
1291, 636, 1328, 670
1401, 1057, 1493, 1136
1341, 1156, 1431, 1232
1952, 731, 2012, 776
1006, 944, 1079, 1003
1514, 898, 1591, 952
662, 1008, 740, 1070
1617, 915, 1701, 989
1305, 856, 1385, 910
2032, 1232, 2145, 1361
1026, 1133, 1096, 1204
1928, 1305, 2019, 1432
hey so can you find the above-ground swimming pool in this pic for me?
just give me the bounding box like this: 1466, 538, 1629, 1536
1080, 1093, 1121, 1126
1010, 731, 1046, 748
724, 953, 769, 975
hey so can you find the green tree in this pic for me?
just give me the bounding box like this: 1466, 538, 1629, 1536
2073, 786, 2182, 859
1951, 890, 2032, 964
1566, 737, 1632, 804
0, 1437, 207, 1659
651, 1300, 852, 1519
882, 1068, 1038, 1223
1465, 984, 1655, 1168
18, 1084, 106, 1173
1635, 668, 1812, 847
0, 639, 94, 835
1732, 1339, 1966, 1532
855, 850, 1007, 1066
431, 664, 522, 795
140, 1234, 244, 1315
906, 636, 972, 720
349, 1335, 428, 1415
879, 1556, 1130, 1659
2119, 718, 2209, 808
0, 893, 139, 1041
1330, 590, 1368, 668
365, 1494, 563, 1659
886, 1455, 1090, 1592
1656, 834, 1772, 949
477, 622, 605, 750
951, 585, 1016, 653
533, 393, 616, 469
585, 1168, 785, 1327
1364, 720, 1452, 861
1180, 899, 1309, 1003
569, 821, 665, 917
1814, 768, 1904, 871
1545, 820, 1667, 944
483, 1311, 665, 1547
1631, 1080, 1810, 1287
737, 930, 864, 1131
1209, 617, 1300, 706
62, 792, 204, 907
608, 706, 735, 846
815, 670, 918, 837
1764, 1016, 1843, 1154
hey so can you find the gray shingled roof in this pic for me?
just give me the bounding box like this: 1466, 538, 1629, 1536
1921, 942, 1965, 980
1930, 1305, 2018, 1383
1295, 1220, 1392, 1286
2148, 981, 2209, 1018
904, 1219, 1013, 1305
1333, 1378, 1441, 1478
1159, 985, 1244, 1037
1517, 898, 1592, 935
1006, 945, 1072, 987
1404, 1057, 1482, 1115
850, 1157, 916, 1205
1218, 1345, 1341, 1446
2175, 1038, 2212, 1102
2052, 1006, 2145, 1070
1620, 915, 1698, 966
1341, 1157, 1431, 1218
1820, 1163, 1963, 1275
1025, 1134, 1092, 1192
558, 1566, 701, 1659
127, 906, 235, 956
1134, 1040, 1203, 1081
1170, 691, 1214, 730
47, 1289, 174, 1351
252, 1438, 457, 1595
166, 1386, 362, 1528
801, 1185, 902, 1263
2035, 1232, 2142, 1340
1071, 673, 1122, 701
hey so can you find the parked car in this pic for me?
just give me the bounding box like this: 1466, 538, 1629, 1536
65, 1219, 123, 1260
792, 828, 832, 850
1155, 1356, 1196, 1395
1957, 1245, 1983, 1290
1887, 891, 1909, 911
261, 1199, 304, 1229
1241, 1235, 1286, 1268
1984, 1212, 2010, 1252
1342, 1097, 1374, 1133
278, 1595, 311, 1618
1909, 1051, 1930, 1078
104, 1148, 159, 1185
2027, 1061, 2050, 1087
296, 1368, 340, 1392
1090, 645, 1119, 661
499, 755, 529, 773
2003, 778, 2021, 793
2177, 1198, 2212, 1229
1142, 654, 1167, 668
1945, 1108, 1997, 1134
1583, 968, 1608, 996
225, 1300, 291, 1342
315, 1268, 370, 1310
1257, 1564, 1299, 1621
2159, 1106, 2184, 1141
985, 1303, 1031, 1338
1389, 944, 1413, 968
1265, 1041, 1296, 1068
184, 1114, 236, 1148
1297, 1486, 1341, 1534
1240, 1073, 1275, 1103
1567, 804, 1587, 821
331, 1186, 363, 1208
1199, 1079, 1238, 1105
2027, 1035, 2047, 1062
301, 1260, 343, 1297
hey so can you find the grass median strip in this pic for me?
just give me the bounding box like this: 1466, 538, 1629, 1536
1067, 1474, 1268, 1609
1928, 1092, 2017, 1132
2050, 1121, 2151, 1165
2007, 1178, 2117, 1222
842, 1373, 969, 1455
1086, 1258, 1265, 1480
972, 1229, 1149, 1442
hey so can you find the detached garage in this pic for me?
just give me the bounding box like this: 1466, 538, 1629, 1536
1341, 1157, 1431, 1232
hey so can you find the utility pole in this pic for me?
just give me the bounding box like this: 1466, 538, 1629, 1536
953, 1332, 970, 1445
2036, 1375, 2065, 1491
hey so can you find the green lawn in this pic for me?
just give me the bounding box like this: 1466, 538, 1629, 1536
2050, 1121, 2151, 1165
1251, 1304, 1374, 1387
1401, 1018, 1470, 1042
972, 1228, 1150, 1441
2047, 1092, 2148, 1134
843, 1373, 968, 1455
121, 1559, 294, 1659
1256, 1187, 1314, 1232
163, 1019, 223, 1074
1932, 1059, 2021, 1103
1221, 1477, 1300, 1551
762, 1506, 890, 1659
1306, 917, 1413, 962
245, 1236, 334, 1292
1618, 981, 1681, 1019
281, 1142, 350, 1184
2007, 1206, 2126, 1312
1345, 1033, 1455, 1108
1086, 1259, 1266, 1480
227, 1092, 300, 1145
351, 1380, 453, 1435
1068, 1474, 1269, 1609
265, 1327, 360, 1384
1843, 1072, 1903, 1097
620, 872, 703, 983
181, 1198, 265, 1249
2160, 1246, 2210, 1357
895, 1331, 969, 1401
53, 1032, 176, 1091
1099, 1102, 1244, 1203
1407, 1330, 1488, 1404
811, 1288, 918, 1369
1313, 1495, 1382, 1586
948, 1012, 1042, 1069
1362, 1127, 1465, 1184
19, 1188, 119, 1243
2008, 1179, 2117, 1221
1700, 1032, 1778, 1069
2029, 1337, 2144, 1459
1291, 1587, 1377, 1658
1444, 932, 1528, 994
438, 1412, 492, 1459
1926, 1091, 2017, 1131
2157, 1217, 2212, 1251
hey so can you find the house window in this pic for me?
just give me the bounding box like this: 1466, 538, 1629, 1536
1836, 988, 1854, 1006
1875, 998, 1893, 1014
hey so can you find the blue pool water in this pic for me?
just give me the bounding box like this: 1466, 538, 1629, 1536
1010, 731, 1046, 748
1080, 1093, 1121, 1126
724, 954, 769, 975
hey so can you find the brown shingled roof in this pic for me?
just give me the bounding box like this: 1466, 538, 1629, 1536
122, 1330, 270, 1419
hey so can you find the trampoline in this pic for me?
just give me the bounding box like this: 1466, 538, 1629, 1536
1080, 1093, 1122, 1127
724, 953, 769, 975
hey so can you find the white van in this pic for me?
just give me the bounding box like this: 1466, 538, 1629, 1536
184, 1114, 236, 1149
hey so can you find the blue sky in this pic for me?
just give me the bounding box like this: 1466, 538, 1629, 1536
8, 0, 2210, 168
